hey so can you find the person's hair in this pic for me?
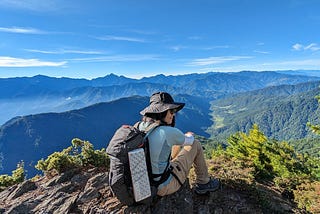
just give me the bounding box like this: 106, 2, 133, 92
144, 110, 175, 127
145, 111, 167, 121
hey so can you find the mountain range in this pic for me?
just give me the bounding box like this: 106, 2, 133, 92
0, 70, 319, 177
1, 70, 318, 125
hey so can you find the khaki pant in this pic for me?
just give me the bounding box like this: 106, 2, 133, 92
157, 140, 210, 196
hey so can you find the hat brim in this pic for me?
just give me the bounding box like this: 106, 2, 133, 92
140, 102, 185, 116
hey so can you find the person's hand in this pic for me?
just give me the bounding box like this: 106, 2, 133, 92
185, 132, 194, 137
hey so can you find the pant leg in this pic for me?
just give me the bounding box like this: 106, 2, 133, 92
174, 140, 210, 184
157, 140, 210, 196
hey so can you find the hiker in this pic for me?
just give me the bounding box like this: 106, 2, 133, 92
138, 91, 220, 196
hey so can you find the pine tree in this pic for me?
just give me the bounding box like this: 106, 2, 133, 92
226, 124, 271, 178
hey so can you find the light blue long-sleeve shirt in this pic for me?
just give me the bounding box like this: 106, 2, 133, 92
139, 122, 185, 188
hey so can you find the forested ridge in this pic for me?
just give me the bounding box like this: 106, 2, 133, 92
209, 81, 320, 141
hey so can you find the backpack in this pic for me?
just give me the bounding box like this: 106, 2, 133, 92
106, 122, 171, 206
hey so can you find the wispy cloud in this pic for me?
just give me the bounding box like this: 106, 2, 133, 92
168, 45, 229, 52
202, 45, 230, 50
95, 35, 146, 43
254, 50, 270, 54
0, 0, 66, 12
24, 49, 104, 55
169, 45, 187, 52
292, 43, 303, 50
0, 56, 67, 67
69, 54, 160, 63
0, 26, 47, 34
126, 29, 156, 35
292, 43, 320, 51
188, 56, 252, 66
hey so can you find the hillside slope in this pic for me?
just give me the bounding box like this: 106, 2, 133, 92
209, 81, 320, 141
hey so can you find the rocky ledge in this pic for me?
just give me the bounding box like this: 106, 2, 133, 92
0, 167, 300, 214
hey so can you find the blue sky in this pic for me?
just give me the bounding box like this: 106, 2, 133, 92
0, 0, 320, 79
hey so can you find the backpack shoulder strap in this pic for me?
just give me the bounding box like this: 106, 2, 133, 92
144, 122, 160, 133
133, 121, 141, 129
135, 121, 161, 135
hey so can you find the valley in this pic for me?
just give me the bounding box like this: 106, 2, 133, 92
0, 70, 319, 177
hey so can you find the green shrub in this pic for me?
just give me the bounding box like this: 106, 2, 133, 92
0, 174, 15, 188
36, 149, 79, 174
71, 138, 109, 168
226, 124, 272, 179
36, 138, 109, 175
210, 143, 225, 158
0, 162, 25, 188
224, 124, 320, 189
12, 162, 25, 183
206, 124, 320, 212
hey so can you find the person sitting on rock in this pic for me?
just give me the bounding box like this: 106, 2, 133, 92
138, 91, 220, 196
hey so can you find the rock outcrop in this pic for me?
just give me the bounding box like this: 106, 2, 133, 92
0, 167, 301, 214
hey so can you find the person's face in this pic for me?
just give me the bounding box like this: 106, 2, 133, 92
163, 109, 176, 125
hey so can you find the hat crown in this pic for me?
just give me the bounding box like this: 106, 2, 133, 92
140, 91, 185, 116
150, 92, 174, 104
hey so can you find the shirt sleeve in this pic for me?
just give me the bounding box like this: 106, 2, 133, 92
183, 134, 194, 146
163, 126, 185, 146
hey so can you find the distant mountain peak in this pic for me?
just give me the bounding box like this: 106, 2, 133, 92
107, 73, 119, 77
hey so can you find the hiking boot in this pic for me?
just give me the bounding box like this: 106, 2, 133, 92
194, 178, 220, 195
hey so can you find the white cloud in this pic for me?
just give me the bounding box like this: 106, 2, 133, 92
24, 49, 104, 55
169, 45, 230, 52
202, 45, 230, 50
292, 43, 320, 51
69, 54, 160, 63
292, 43, 304, 51
95, 35, 146, 43
0, 56, 67, 67
305, 43, 320, 51
188, 56, 252, 66
254, 50, 270, 54
169, 45, 186, 52
0, 26, 46, 34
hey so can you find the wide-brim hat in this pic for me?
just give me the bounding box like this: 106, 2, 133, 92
140, 92, 185, 115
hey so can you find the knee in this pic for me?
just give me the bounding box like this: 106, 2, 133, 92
193, 139, 202, 149
182, 139, 201, 152
171, 145, 182, 159
192, 139, 205, 155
